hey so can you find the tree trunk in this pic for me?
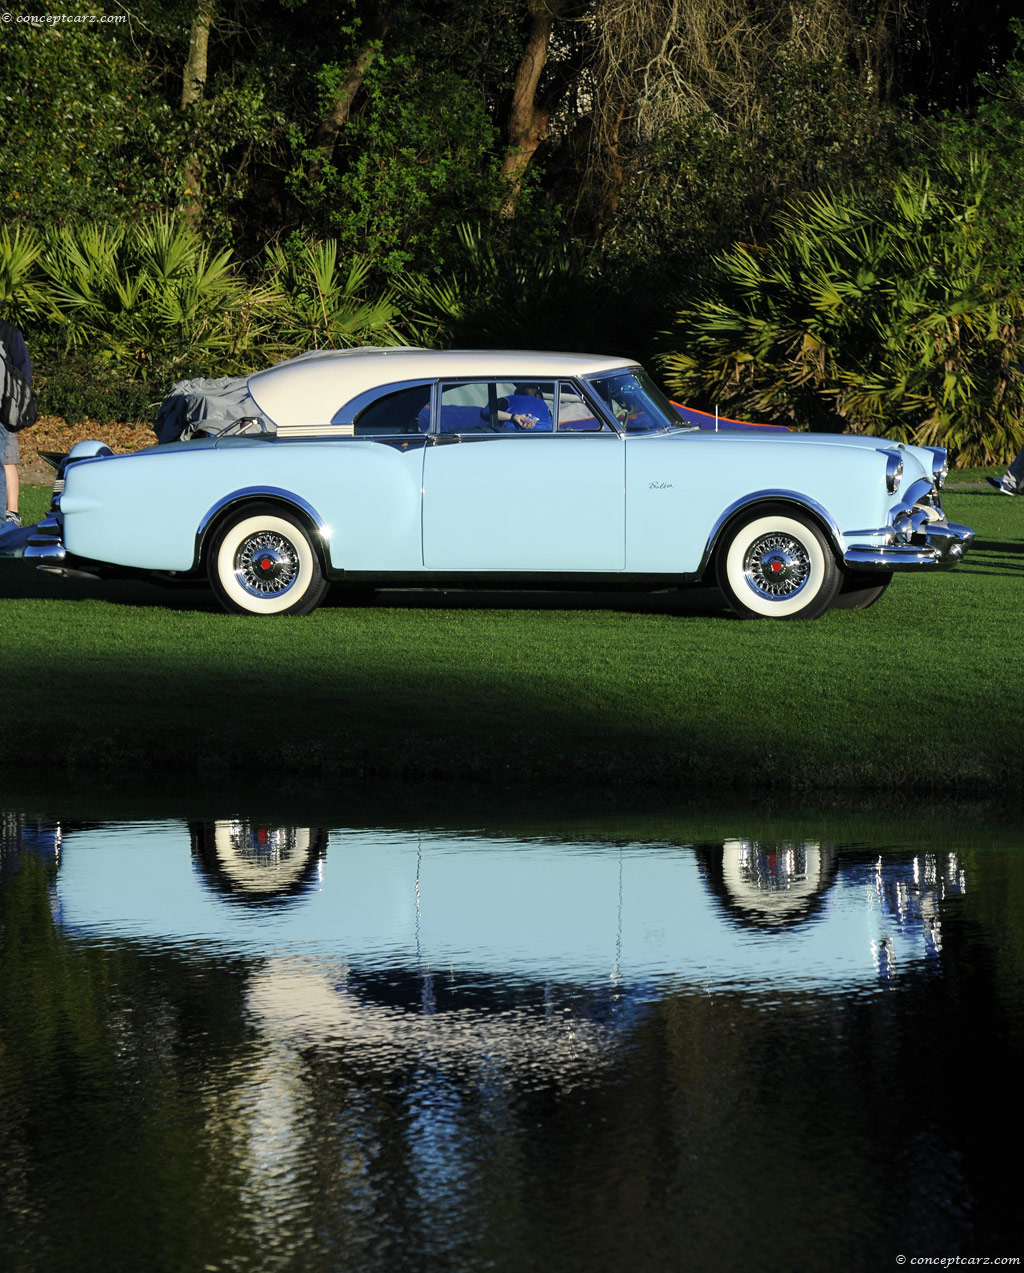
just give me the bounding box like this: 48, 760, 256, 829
308, 12, 389, 181
499, 6, 555, 217
594, 99, 626, 232
180, 0, 215, 223
181, 0, 215, 109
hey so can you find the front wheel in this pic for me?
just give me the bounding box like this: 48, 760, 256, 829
715, 509, 840, 619
208, 506, 329, 616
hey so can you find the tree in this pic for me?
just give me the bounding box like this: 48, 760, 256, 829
0, 5, 153, 226
306, 4, 390, 184
499, 2, 569, 216
180, 0, 217, 220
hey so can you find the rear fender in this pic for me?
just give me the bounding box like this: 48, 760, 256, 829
195, 487, 331, 573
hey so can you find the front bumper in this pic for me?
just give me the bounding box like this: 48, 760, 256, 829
844, 507, 974, 572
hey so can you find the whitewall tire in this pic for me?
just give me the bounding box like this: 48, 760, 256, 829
715, 509, 840, 619
208, 506, 329, 616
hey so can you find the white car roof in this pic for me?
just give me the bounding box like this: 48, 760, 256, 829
247, 346, 634, 429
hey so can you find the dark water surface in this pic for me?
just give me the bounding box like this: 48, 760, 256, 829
2, 794, 1022, 1273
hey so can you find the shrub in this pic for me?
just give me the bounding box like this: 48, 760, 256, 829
260, 239, 402, 353
663, 159, 1024, 465
0, 224, 46, 323
32, 356, 158, 425
40, 216, 261, 376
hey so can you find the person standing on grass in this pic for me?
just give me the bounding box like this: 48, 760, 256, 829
0, 317, 33, 526
987, 448, 1024, 496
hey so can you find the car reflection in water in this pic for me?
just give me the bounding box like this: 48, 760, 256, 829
35, 819, 970, 1076
190, 820, 328, 907
868, 849, 967, 982
696, 839, 840, 929
8, 813, 974, 1235
1, 812, 63, 873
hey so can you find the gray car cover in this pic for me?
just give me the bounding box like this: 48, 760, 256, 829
152, 375, 259, 443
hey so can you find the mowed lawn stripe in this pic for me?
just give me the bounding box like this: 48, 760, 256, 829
2, 489, 1019, 793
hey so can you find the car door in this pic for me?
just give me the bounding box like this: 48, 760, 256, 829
421, 379, 626, 571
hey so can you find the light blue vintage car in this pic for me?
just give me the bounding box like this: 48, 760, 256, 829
24, 348, 974, 618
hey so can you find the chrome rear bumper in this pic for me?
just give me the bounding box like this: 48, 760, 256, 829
24, 513, 67, 563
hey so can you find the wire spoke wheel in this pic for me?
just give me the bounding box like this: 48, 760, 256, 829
234, 529, 302, 597
743, 531, 812, 599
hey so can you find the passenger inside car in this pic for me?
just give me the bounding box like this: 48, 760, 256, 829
424, 381, 555, 433
495, 383, 553, 430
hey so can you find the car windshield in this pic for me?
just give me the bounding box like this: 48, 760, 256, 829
585, 368, 691, 434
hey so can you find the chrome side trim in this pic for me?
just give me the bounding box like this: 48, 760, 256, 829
275, 422, 355, 437
697, 489, 845, 577
197, 487, 327, 539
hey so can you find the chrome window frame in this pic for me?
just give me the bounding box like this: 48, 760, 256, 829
581, 365, 687, 436
553, 379, 614, 434
332, 375, 621, 439
331, 378, 436, 435
426, 377, 616, 438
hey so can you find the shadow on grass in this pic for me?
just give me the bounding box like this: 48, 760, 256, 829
0, 559, 734, 618
0, 561, 221, 611
330, 584, 733, 617
7, 613, 1021, 798
963, 539, 1024, 565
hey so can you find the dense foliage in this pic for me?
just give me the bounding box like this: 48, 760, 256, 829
664, 158, 1024, 464
2, 0, 1023, 461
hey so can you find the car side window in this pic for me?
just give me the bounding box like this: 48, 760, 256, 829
351, 384, 431, 436
556, 381, 608, 432
437, 380, 556, 433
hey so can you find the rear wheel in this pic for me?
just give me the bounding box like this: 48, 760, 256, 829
716, 509, 840, 619
208, 506, 329, 616
830, 571, 892, 611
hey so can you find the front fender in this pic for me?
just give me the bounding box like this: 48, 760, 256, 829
699, 489, 845, 577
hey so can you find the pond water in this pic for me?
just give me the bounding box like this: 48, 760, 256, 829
2, 799, 1022, 1272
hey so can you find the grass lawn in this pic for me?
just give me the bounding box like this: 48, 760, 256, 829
2, 481, 1021, 796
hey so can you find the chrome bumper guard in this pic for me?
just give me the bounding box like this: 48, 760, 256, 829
24, 513, 67, 564
844, 516, 974, 572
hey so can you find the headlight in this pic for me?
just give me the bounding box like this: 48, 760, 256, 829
924, 446, 948, 488
883, 449, 903, 494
